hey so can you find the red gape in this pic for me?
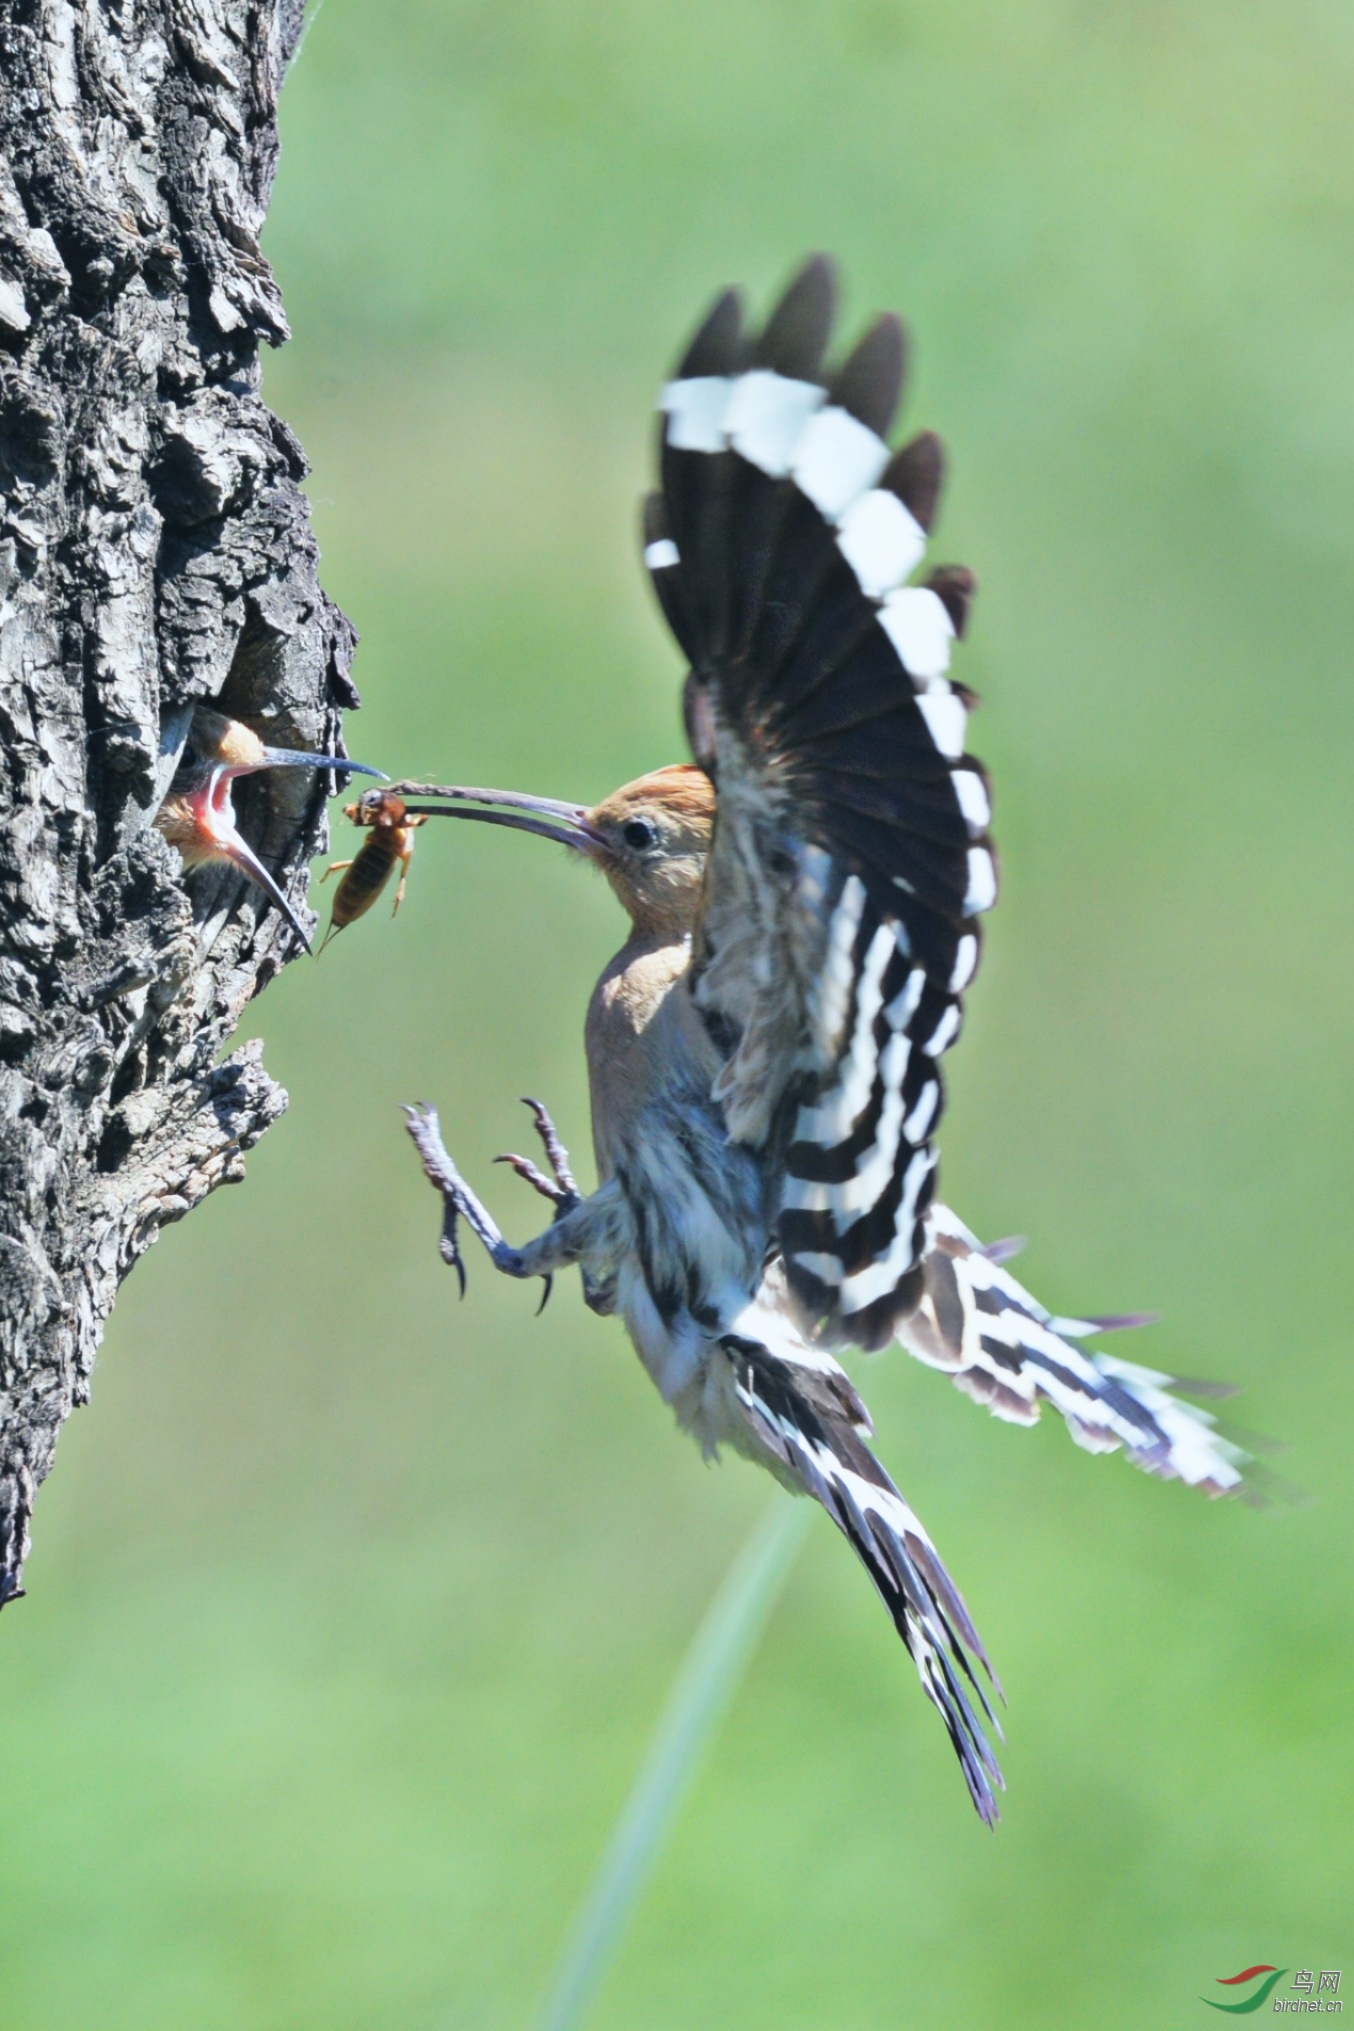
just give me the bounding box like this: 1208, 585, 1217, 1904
154, 705, 384, 952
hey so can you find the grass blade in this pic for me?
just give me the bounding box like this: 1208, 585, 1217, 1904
533, 1496, 812, 2031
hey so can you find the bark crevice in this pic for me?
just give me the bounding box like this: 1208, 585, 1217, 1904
0, 0, 353, 1603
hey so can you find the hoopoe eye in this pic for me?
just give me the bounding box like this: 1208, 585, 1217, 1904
621, 818, 658, 851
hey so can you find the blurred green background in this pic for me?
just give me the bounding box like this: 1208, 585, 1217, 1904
4, 0, 1353, 2024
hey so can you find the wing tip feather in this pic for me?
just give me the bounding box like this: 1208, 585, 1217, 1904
829, 311, 907, 437
756, 254, 838, 378
886, 430, 945, 533
926, 564, 977, 638
677, 285, 746, 377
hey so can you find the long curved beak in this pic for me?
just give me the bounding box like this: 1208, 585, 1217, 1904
241, 747, 386, 781
217, 828, 315, 953
189, 766, 314, 951
188, 707, 386, 782
386, 781, 605, 855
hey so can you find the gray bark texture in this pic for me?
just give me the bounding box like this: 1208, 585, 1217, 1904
0, 0, 358, 1605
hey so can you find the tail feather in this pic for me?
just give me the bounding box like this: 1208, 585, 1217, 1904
905, 1205, 1248, 1496
723, 1330, 1004, 1824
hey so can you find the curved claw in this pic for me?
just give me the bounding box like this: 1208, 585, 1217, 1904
535, 1274, 553, 1317
404, 1099, 535, 1294
440, 1225, 468, 1298
521, 1095, 580, 1198
494, 1150, 562, 1203
406, 1101, 470, 1294
437, 1194, 468, 1296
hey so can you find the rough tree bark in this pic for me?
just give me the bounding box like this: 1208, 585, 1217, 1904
0, 0, 359, 1606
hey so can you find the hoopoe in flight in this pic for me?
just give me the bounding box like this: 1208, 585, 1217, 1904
155, 706, 383, 952
402, 258, 1247, 1822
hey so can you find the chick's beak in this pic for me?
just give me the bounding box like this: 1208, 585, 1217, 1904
187, 706, 386, 782
247, 745, 386, 781
180, 768, 314, 952
218, 833, 314, 954
385, 781, 606, 855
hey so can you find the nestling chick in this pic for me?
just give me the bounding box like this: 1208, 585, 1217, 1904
155, 706, 384, 952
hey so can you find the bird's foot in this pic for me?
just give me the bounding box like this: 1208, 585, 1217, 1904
494, 1096, 582, 1219
404, 1102, 470, 1294
405, 1101, 531, 1297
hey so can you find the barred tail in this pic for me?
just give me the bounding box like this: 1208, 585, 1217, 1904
904, 1205, 1247, 1496
724, 1330, 1004, 1824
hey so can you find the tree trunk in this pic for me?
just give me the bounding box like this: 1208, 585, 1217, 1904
0, 0, 357, 1606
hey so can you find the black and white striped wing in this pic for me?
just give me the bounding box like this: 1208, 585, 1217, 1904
646, 258, 995, 1351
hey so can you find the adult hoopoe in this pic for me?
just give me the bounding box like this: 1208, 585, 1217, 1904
155, 706, 383, 952
402, 258, 1247, 1823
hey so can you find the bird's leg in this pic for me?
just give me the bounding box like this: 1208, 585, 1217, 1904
406, 1102, 525, 1295
490, 1097, 585, 1314
510, 1099, 614, 1311
495, 1101, 616, 1316
404, 1102, 600, 1312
